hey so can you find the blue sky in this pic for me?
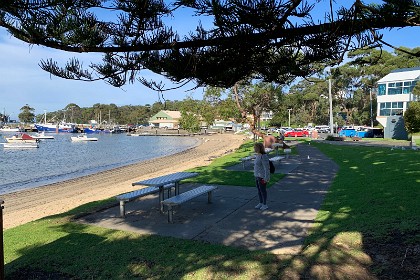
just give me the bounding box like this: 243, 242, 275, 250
0, 30, 205, 120
0, 2, 419, 120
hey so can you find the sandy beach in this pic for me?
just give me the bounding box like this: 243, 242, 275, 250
1, 133, 247, 229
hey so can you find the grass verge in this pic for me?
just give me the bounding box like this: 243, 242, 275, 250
184, 141, 285, 186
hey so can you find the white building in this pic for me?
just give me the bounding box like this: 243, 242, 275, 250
376, 67, 420, 134
149, 110, 181, 129
261, 110, 274, 122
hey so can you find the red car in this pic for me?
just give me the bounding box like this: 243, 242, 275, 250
284, 129, 309, 137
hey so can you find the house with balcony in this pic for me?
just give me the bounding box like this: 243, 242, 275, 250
376, 67, 420, 139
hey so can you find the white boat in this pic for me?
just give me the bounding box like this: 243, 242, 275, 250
1, 142, 39, 149
71, 134, 98, 142
0, 126, 21, 132
5, 133, 39, 143
31, 132, 55, 139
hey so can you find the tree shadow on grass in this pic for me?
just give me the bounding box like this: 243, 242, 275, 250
6, 143, 418, 279
6, 222, 282, 279
292, 144, 420, 279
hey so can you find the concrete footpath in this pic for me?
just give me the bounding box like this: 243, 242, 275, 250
79, 143, 339, 254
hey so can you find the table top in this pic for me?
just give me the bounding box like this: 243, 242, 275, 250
132, 171, 199, 186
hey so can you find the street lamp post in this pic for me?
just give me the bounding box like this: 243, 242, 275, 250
329, 76, 334, 134
287, 108, 292, 127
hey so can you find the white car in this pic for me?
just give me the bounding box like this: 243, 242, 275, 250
278, 127, 292, 134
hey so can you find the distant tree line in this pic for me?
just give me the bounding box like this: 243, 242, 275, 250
199, 47, 420, 130
25, 101, 183, 125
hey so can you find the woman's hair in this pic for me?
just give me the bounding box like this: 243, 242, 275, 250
254, 142, 266, 154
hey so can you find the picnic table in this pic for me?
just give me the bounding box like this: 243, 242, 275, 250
271, 143, 282, 155
240, 148, 275, 169
132, 171, 199, 212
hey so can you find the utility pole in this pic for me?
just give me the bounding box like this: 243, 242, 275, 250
287, 109, 292, 127
328, 74, 334, 135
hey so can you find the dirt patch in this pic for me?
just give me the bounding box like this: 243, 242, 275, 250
363, 230, 420, 279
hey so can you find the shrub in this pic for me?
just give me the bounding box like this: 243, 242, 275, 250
404, 101, 420, 134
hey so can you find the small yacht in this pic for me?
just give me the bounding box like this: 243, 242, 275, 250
1, 142, 39, 149
5, 133, 39, 143
31, 131, 55, 139
71, 134, 98, 142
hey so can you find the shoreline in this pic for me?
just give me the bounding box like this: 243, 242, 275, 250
2, 133, 247, 229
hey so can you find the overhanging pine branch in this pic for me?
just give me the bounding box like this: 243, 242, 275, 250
6, 16, 415, 54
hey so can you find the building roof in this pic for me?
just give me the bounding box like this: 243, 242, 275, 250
378, 67, 420, 83
162, 110, 181, 119
149, 110, 181, 121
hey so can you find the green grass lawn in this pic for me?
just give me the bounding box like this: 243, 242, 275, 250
3, 141, 419, 279
184, 141, 285, 186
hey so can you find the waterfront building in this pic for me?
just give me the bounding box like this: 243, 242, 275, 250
376, 67, 420, 139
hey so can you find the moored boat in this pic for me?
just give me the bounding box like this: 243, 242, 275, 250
5, 133, 39, 143
31, 132, 55, 139
34, 123, 77, 133
83, 127, 101, 134
0, 126, 21, 132
71, 134, 98, 142
1, 142, 39, 148
34, 111, 77, 133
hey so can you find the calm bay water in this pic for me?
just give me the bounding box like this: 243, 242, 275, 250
0, 133, 198, 195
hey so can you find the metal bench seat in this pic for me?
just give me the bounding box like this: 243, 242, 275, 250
269, 156, 285, 162
116, 183, 175, 217
240, 155, 255, 168
161, 185, 218, 223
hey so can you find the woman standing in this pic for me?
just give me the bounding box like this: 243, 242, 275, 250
253, 142, 270, 210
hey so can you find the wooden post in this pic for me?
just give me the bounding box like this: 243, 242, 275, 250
0, 200, 4, 280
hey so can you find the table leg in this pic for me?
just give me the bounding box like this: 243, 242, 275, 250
159, 186, 164, 213
175, 181, 180, 195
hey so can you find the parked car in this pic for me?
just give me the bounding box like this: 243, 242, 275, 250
278, 127, 293, 134
338, 128, 357, 137
315, 125, 331, 133
284, 129, 309, 137
364, 128, 384, 138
